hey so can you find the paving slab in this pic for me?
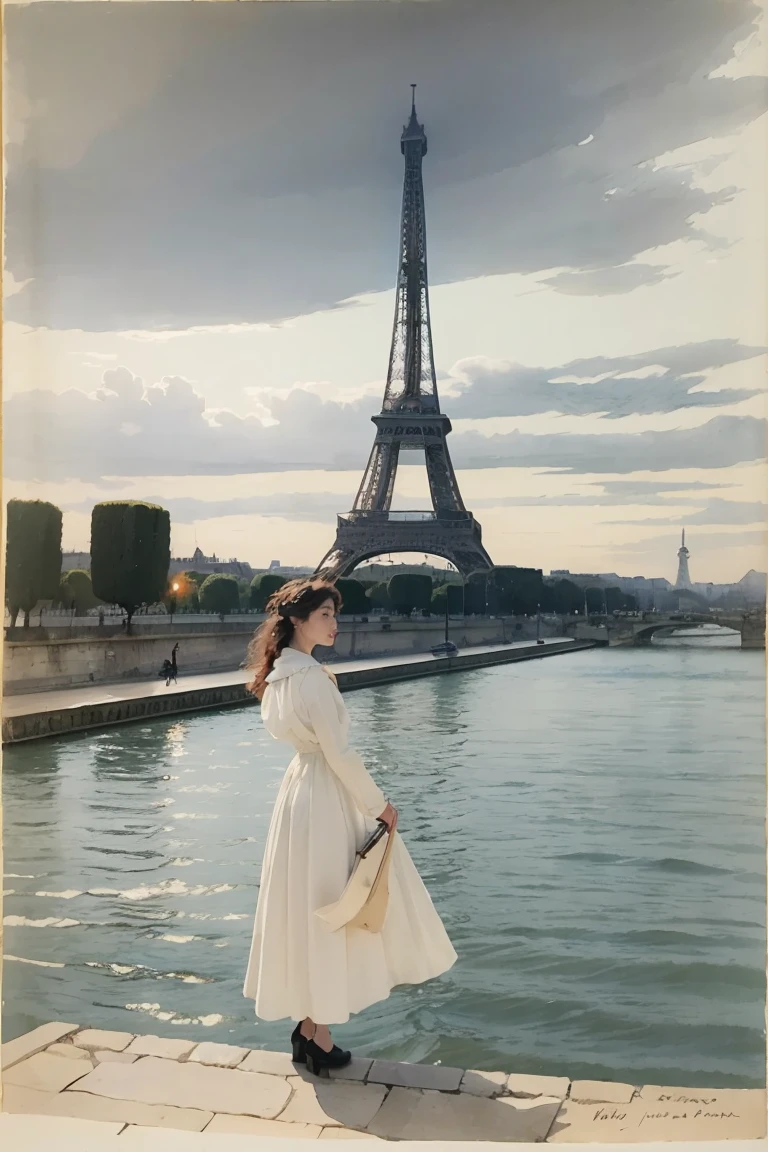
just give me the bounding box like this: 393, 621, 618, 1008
74, 1028, 135, 1053
367, 1060, 463, 1093
459, 1069, 508, 1098
47, 1042, 93, 1062
2, 1083, 213, 1132
280, 1077, 388, 1129
188, 1042, 249, 1069
549, 1089, 767, 1142
1, 1021, 79, 1070
125, 1034, 198, 1060
3, 1051, 93, 1093
569, 1078, 636, 1103
506, 1072, 570, 1099
94, 1049, 141, 1065
204, 1113, 322, 1137
318, 1128, 384, 1139
68, 1054, 291, 1119
239, 1048, 297, 1076
329, 1057, 373, 1083
0, 1111, 124, 1142
367, 1086, 561, 1142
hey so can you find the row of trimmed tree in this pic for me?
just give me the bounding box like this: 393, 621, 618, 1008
244, 570, 636, 619
5, 499, 172, 631
4, 498, 636, 631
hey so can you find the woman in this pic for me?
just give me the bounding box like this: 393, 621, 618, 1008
243, 578, 456, 1077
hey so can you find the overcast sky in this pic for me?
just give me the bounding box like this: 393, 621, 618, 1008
4, 0, 767, 582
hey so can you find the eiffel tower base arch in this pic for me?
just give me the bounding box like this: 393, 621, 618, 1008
314, 514, 494, 581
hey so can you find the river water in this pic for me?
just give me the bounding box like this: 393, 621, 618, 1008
3, 637, 765, 1087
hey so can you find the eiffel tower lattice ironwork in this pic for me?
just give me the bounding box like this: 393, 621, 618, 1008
315, 88, 494, 580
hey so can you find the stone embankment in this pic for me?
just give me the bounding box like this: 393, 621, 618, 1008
2, 1022, 764, 1143
3, 615, 576, 695
2, 640, 597, 744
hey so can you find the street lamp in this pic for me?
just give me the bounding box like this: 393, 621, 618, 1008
536, 602, 544, 644
169, 581, 180, 625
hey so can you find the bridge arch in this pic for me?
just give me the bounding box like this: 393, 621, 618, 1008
608, 610, 763, 649
632, 620, 739, 645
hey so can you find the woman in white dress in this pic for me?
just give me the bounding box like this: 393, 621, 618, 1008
243, 578, 456, 1077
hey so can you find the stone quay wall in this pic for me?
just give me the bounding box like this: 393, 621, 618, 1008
3, 616, 568, 695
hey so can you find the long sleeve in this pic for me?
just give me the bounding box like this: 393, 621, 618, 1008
302, 667, 387, 818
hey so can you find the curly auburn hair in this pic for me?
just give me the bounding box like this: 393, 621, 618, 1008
246, 578, 342, 700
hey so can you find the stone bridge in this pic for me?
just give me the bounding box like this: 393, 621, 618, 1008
600, 610, 765, 650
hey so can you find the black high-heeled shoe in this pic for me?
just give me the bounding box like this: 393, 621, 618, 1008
290, 1021, 309, 1064
304, 1035, 352, 1080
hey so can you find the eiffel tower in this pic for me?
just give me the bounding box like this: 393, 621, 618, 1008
315, 88, 494, 581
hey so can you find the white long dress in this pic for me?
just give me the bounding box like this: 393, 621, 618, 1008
243, 646, 457, 1025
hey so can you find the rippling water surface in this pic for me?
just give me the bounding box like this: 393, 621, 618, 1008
3, 639, 765, 1086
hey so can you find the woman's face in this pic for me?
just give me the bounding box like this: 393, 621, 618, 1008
295, 597, 338, 650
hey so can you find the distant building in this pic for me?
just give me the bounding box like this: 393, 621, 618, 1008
550, 570, 605, 588
255, 564, 314, 578
170, 546, 253, 580
596, 574, 672, 610
708, 569, 767, 609
354, 560, 452, 584
62, 551, 91, 572
551, 533, 767, 613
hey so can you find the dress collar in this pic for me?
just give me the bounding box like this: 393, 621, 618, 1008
265, 646, 319, 683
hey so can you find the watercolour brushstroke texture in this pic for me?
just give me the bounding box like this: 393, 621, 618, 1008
1, 1, 767, 1145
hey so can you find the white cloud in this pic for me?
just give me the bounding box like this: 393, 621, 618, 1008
447, 339, 764, 419
4, 362, 765, 483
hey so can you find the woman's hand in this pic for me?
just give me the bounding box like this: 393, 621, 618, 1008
378, 802, 398, 832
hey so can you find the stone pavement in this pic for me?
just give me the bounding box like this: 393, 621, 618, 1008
1, 1023, 765, 1142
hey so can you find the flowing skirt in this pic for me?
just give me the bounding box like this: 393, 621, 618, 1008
243, 750, 457, 1024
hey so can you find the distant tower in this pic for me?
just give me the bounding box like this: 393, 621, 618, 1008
674, 529, 692, 589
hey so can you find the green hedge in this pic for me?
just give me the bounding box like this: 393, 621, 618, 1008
336, 578, 368, 615
366, 582, 392, 611
58, 569, 101, 615
250, 572, 287, 611
91, 501, 170, 629
432, 583, 464, 615
200, 573, 240, 617
5, 499, 63, 626
387, 573, 433, 616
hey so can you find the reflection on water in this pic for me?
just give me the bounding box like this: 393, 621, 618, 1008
3, 643, 765, 1087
